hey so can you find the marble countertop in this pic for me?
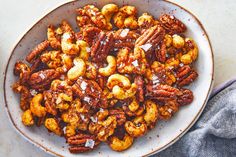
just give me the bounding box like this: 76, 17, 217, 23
0, 0, 235, 156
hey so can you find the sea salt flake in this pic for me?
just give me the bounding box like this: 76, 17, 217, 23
167, 108, 173, 113
80, 114, 86, 121
170, 15, 174, 19
56, 97, 62, 104
139, 43, 152, 51
63, 33, 71, 40
179, 63, 184, 67
90, 116, 98, 123
81, 81, 87, 91
60, 75, 65, 80
86, 47, 91, 52
39, 73, 46, 79
132, 60, 139, 67
84, 96, 91, 103
120, 29, 129, 37
63, 127, 67, 134
99, 108, 104, 112
30, 89, 38, 96
85, 139, 95, 148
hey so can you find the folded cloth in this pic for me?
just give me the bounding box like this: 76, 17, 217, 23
155, 78, 236, 157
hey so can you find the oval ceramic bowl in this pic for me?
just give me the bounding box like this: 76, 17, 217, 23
4, 0, 214, 156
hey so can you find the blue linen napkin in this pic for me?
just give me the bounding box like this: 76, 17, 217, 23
155, 78, 236, 157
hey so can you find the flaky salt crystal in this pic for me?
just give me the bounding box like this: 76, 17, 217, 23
86, 47, 91, 52
99, 108, 104, 112
90, 116, 97, 123
84, 96, 91, 103
60, 75, 65, 80
63, 127, 67, 134
139, 43, 152, 51
30, 89, 38, 96
179, 63, 184, 67
56, 97, 62, 104
170, 15, 174, 19
132, 60, 139, 67
167, 108, 173, 113
85, 139, 95, 148
80, 114, 86, 121
120, 29, 129, 37
81, 81, 87, 91
39, 73, 46, 79
63, 33, 71, 40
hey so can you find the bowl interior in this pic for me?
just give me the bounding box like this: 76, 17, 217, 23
4, 0, 213, 156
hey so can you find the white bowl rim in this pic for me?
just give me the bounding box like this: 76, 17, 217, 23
3, 0, 214, 156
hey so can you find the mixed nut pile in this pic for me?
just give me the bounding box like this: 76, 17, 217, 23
12, 4, 198, 153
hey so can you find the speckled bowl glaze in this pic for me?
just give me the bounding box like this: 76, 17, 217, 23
4, 0, 214, 156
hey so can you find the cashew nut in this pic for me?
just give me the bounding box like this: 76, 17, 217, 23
114, 6, 138, 29
30, 93, 46, 117
124, 15, 138, 29
107, 74, 131, 89
138, 13, 155, 28
144, 100, 159, 127
109, 134, 133, 151
101, 4, 119, 30
85, 61, 97, 80
21, 109, 34, 126
64, 125, 76, 137
67, 58, 86, 80
172, 34, 185, 49
112, 83, 137, 100
125, 116, 147, 137
61, 32, 80, 55
45, 118, 62, 136
180, 38, 198, 64
77, 40, 90, 61
99, 56, 116, 77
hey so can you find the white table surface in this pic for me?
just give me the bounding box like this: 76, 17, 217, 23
0, 0, 235, 156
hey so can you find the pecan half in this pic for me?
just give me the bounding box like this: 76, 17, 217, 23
113, 29, 140, 50
155, 40, 167, 63
135, 25, 165, 48
146, 84, 182, 102
26, 40, 49, 63
82, 26, 101, 46
134, 75, 144, 102
176, 65, 198, 87
28, 69, 60, 91
91, 31, 114, 62
72, 78, 102, 108
177, 88, 194, 106
67, 133, 100, 153
159, 14, 186, 35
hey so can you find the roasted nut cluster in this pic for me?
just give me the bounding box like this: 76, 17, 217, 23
12, 4, 199, 153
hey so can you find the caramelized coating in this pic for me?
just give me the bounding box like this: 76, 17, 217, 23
12, 4, 199, 154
